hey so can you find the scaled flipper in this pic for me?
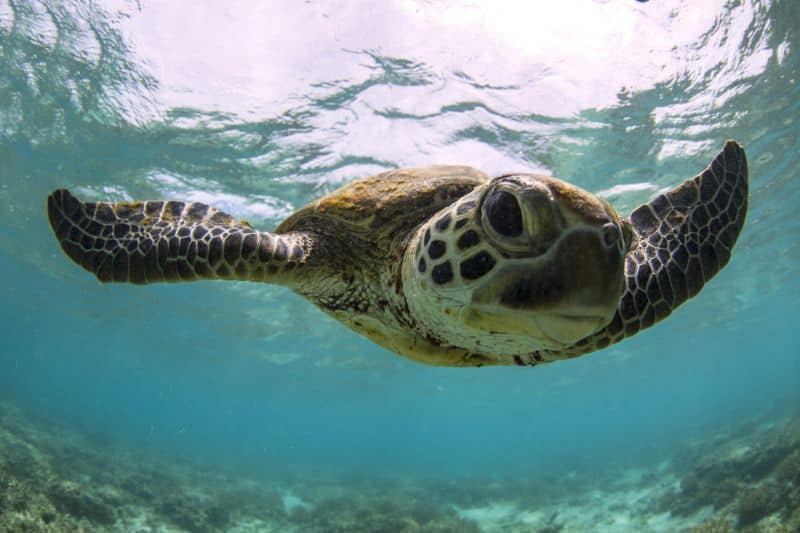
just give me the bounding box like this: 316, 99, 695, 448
47, 189, 307, 284
562, 140, 748, 356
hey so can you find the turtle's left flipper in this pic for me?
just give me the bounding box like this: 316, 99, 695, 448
47, 189, 307, 284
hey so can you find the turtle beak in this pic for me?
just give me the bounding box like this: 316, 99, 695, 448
468, 228, 625, 346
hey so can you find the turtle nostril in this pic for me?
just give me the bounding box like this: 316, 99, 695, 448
602, 223, 620, 248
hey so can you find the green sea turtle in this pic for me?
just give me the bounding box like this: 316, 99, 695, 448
47, 141, 748, 367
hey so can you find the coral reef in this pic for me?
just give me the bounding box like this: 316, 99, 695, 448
652, 412, 800, 531
0, 400, 799, 531
0, 401, 479, 531
0, 402, 287, 531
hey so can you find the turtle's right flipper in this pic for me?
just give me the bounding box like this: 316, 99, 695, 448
596, 140, 748, 347
620, 140, 748, 331
47, 189, 305, 284
552, 140, 748, 359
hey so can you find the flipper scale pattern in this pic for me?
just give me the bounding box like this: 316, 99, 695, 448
47, 189, 303, 284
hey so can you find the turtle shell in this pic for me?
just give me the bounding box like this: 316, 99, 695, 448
276, 165, 489, 254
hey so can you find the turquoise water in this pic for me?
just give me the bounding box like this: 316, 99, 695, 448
1, 0, 799, 530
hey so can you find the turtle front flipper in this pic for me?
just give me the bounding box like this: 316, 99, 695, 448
571, 140, 748, 354
47, 189, 308, 284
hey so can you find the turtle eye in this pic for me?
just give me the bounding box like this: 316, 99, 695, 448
484, 190, 523, 237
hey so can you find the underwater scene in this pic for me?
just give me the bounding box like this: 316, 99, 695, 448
1, 0, 799, 531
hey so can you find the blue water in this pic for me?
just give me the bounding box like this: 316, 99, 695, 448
1, 0, 799, 529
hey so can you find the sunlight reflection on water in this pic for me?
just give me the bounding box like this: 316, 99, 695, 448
118, 0, 769, 123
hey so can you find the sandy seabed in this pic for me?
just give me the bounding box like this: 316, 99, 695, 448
1, 400, 798, 532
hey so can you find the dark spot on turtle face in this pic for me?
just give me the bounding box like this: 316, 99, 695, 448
435, 213, 452, 232
428, 240, 446, 260
291, 245, 304, 261
177, 226, 190, 238
418, 257, 426, 273
192, 226, 208, 239
457, 230, 480, 250
431, 261, 453, 284
424, 227, 431, 245
457, 201, 475, 216
460, 251, 495, 280
454, 218, 468, 230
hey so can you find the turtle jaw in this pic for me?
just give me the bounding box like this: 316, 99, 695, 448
458, 305, 610, 350
466, 227, 626, 348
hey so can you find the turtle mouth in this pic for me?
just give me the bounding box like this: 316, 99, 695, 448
459, 305, 608, 348
534, 313, 607, 347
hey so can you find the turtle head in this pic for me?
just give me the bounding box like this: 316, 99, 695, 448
404, 174, 633, 353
